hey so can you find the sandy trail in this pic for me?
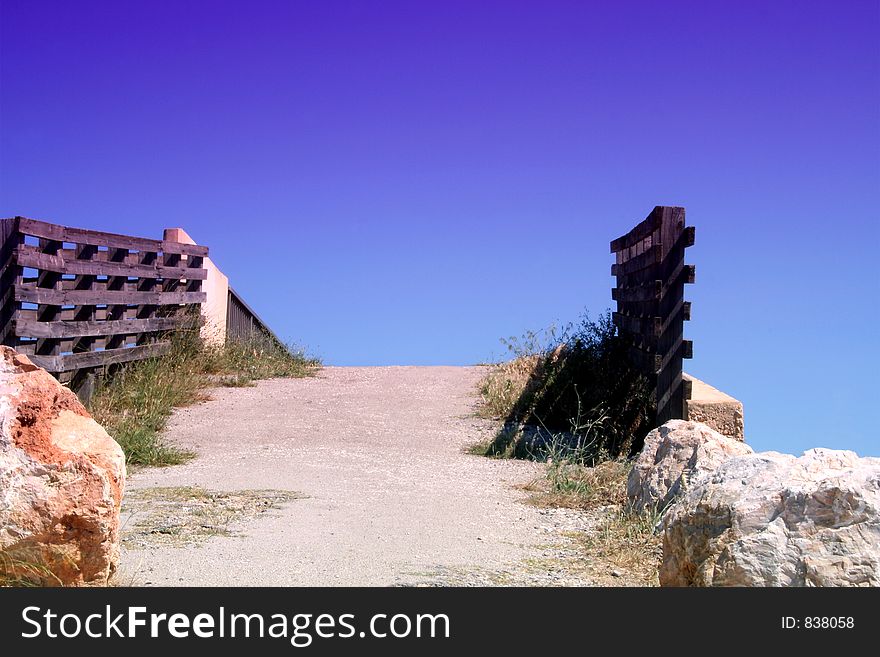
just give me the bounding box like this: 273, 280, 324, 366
120, 366, 594, 586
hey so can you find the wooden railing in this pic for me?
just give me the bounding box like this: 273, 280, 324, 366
0, 216, 207, 385
610, 206, 695, 424
226, 286, 287, 347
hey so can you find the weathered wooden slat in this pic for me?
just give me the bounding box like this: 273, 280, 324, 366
28, 341, 171, 372
654, 262, 695, 298
14, 315, 183, 339
656, 372, 684, 421
52, 278, 199, 292
655, 342, 693, 421
659, 225, 696, 281
613, 312, 661, 338
627, 346, 660, 373
15, 285, 206, 306
657, 337, 692, 378
15, 246, 208, 280
16, 217, 208, 257
611, 280, 661, 303
610, 244, 661, 276
658, 297, 689, 336
682, 377, 693, 402
615, 299, 660, 319
610, 206, 664, 253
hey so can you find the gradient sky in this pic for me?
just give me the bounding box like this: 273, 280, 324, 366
1, 1, 878, 456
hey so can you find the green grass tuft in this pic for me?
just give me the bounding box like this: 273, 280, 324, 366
0, 546, 63, 587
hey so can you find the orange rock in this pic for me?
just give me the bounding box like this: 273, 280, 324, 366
0, 347, 125, 586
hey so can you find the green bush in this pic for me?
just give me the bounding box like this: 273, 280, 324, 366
479, 311, 655, 462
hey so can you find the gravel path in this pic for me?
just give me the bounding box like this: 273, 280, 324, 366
120, 366, 598, 586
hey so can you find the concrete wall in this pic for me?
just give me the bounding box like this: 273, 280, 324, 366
683, 373, 745, 441
163, 228, 228, 346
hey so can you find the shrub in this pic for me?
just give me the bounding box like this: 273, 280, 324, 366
478, 311, 655, 462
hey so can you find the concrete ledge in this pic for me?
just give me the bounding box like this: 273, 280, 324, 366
683, 373, 745, 441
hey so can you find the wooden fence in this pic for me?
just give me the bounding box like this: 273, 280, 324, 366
0, 216, 207, 387
610, 206, 695, 424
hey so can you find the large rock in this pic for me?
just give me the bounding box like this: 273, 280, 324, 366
0, 347, 125, 585
628, 420, 753, 512
660, 448, 880, 587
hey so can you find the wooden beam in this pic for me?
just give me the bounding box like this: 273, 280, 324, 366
15, 285, 205, 306
16, 217, 207, 257
613, 312, 661, 338
611, 244, 661, 276
28, 341, 171, 372
14, 315, 183, 339
627, 345, 660, 374
611, 280, 661, 303
15, 246, 208, 280
610, 206, 665, 253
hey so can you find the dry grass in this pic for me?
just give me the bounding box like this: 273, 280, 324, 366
121, 486, 306, 549
478, 354, 543, 420
520, 459, 662, 585
577, 506, 663, 585
523, 459, 630, 509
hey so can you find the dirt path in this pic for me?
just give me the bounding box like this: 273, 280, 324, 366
119, 366, 598, 586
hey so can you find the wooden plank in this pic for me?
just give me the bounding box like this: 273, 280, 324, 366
16, 217, 208, 257
656, 372, 685, 423
658, 297, 689, 335
14, 285, 205, 306
659, 225, 695, 281
611, 244, 661, 276
15, 246, 208, 280
658, 207, 686, 258
627, 345, 660, 374
18, 217, 162, 252
653, 262, 694, 298
611, 280, 661, 303
613, 312, 661, 338
53, 278, 201, 292
657, 337, 691, 379
682, 377, 693, 402
28, 341, 171, 372
14, 315, 183, 338
616, 298, 659, 319
162, 240, 208, 257
610, 206, 664, 253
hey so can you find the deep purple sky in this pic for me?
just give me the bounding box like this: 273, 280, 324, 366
1, 1, 878, 456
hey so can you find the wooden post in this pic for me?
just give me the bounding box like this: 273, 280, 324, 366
610, 206, 695, 423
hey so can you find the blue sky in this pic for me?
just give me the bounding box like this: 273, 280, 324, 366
1, 1, 878, 455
